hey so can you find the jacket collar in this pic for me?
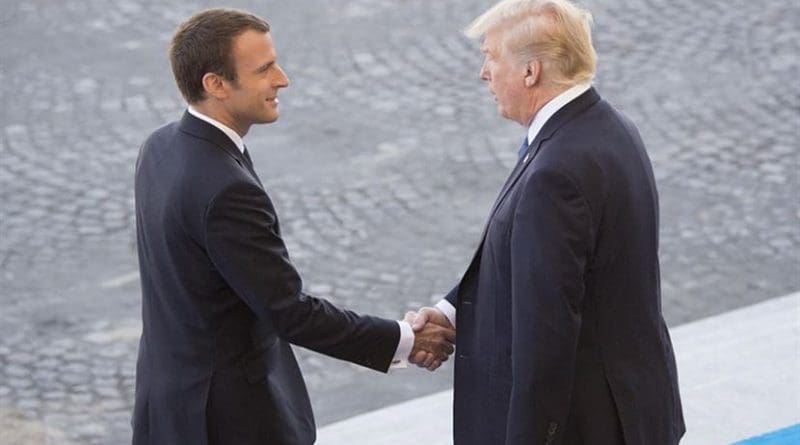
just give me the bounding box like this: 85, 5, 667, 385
177, 111, 247, 166
486, 87, 602, 224
528, 86, 601, 151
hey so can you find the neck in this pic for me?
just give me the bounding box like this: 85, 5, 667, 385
520, 84, 568, 127
191, 101, 249, 137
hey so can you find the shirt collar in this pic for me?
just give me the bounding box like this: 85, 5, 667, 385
187, 106, 246, 153
526, 82, 592, 145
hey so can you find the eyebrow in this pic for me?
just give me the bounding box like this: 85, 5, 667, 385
254, 60, 275, 73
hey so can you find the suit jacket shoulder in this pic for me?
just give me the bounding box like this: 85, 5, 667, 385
137, 112, 260, 244
527, 93, 654, 234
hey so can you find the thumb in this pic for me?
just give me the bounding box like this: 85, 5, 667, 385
411, 311, 429, 331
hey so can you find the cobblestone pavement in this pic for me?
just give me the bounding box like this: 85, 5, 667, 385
1, 0, 798, 443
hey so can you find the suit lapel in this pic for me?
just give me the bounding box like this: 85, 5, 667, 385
455, 88, 602, 304
486, 139, 541, 220
464, 87, 603, 268
486, 87, 601, 225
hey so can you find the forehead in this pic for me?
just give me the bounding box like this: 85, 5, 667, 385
481, 28, 504, 54
232, 30, 275, 66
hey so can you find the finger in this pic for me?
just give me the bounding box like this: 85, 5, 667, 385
427, 361, 442, 371
422, 353, 436, 368
440, 347, 453, 358
413, 350, 428, 365
442, 327, 456, 343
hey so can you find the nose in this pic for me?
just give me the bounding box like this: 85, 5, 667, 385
479, 61, 490, 81
274, 64, 290, 89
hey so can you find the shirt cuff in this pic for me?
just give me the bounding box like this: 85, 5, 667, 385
435, 299, 457, 328
389, 320, 415, 369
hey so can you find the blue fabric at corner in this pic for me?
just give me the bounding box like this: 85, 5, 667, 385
733, 423, 800, 444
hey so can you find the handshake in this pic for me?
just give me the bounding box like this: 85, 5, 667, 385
404, 307, 456, 371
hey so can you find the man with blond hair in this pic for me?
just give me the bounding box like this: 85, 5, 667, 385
409, 0, 685, 443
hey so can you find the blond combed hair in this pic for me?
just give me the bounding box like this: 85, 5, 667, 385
465, 0, 597, 87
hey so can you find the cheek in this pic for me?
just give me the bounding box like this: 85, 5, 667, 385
492, 76, 508, 96
491, 67, 506, 87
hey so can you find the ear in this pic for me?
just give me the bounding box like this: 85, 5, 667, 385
523, 60, 541, 88
201, 72, 229, 100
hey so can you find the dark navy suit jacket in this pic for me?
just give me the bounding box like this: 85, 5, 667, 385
446, 88, 685, 445
132, 112, 399, 445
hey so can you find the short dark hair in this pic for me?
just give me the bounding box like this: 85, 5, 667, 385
169, 8, 270, 103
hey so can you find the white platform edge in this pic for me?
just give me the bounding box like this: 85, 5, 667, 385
317, 292, 800, 445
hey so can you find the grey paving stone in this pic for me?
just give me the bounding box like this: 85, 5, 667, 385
0, 0, 798, 443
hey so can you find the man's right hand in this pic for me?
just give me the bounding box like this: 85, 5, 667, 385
405, 307, 456, 371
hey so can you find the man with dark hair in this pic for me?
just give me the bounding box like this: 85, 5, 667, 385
132, 8, 455, 444
169, 9, 271, 105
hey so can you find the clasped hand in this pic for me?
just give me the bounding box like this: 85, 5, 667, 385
404, 307, 456, 371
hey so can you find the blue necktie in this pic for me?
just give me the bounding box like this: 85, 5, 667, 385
518, 136, 530, 160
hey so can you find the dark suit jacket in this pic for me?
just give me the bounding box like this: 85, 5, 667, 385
446, 88, 685, 445
132, 112, 400, 445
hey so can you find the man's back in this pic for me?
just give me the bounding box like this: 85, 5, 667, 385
538, 97, 683, 443
130, 8, 457, 444
132, 113, 316, 444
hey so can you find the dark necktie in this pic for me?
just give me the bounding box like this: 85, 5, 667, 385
241, 147, 262, 186
518, 136, 530, 161
242, 146, 254, 168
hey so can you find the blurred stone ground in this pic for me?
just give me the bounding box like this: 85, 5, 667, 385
0, 0, 798, 443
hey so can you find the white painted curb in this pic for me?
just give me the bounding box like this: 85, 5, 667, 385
317, 292, 800, 445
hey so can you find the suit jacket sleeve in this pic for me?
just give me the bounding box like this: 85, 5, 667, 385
204, 181, 400, 372
445, 284, 459, 307
506, 168, 594, 444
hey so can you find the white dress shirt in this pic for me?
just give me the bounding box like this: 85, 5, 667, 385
435, 82, 593, 327
186, 107, 415, 368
